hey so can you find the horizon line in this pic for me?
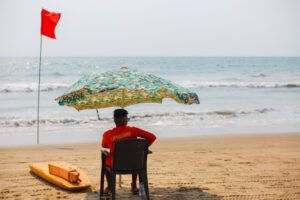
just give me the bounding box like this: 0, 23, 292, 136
1, 55, 300, 58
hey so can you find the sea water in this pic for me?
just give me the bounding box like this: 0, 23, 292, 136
0, 57, 299, 145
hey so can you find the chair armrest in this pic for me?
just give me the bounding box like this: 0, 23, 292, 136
148, 150, 153, 154
101, 150, 112, 156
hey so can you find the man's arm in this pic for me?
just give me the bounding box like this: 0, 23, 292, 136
134, 127, 156, 146
101, 132, 109, 148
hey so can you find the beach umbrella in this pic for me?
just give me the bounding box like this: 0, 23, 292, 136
55, 67, 199, 187
55, 67, 200, 113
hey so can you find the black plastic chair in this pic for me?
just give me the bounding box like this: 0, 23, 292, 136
100, 138, 152, 200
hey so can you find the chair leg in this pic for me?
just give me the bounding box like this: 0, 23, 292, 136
138, 173, 142, 183
142, 170, 150, 200
111, 172, 116, 200
100, 165, 105, 196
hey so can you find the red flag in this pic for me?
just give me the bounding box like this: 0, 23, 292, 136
41, 9, 61, 39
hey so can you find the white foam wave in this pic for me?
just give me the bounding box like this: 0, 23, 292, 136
1, 80, 299, 93
0, 117, 105, 127
251, 73, 267, 77
0, 83, 69, 93
208, 108, 274, 116
0, 108, 274, 128
177, 81, 300, 88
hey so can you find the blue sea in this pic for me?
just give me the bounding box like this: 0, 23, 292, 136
0, 57, 299, 145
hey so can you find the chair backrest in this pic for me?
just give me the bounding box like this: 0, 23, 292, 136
112, 138, 149, 171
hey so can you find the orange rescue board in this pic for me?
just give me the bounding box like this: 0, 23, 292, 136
29, 161, 91, 190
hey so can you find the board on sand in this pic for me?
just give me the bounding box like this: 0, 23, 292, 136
29, 161, 91, 190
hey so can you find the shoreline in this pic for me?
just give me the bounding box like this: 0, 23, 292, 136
1, 133, 300, 199
1, 123, 300, 146
1, 131, 300, 147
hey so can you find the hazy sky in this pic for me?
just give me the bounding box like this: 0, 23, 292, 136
0, 0, 299, 56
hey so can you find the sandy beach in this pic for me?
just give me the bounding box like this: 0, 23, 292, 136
0, 134, 300, 200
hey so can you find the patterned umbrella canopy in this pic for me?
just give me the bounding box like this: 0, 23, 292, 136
56, 67, 200, 111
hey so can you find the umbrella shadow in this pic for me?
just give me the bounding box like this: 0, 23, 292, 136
84, 187, 223, 200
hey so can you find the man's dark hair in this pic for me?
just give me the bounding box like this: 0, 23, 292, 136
114, 109, 128, 118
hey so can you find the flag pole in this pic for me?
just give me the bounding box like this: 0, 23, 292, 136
37, 34, 43, 144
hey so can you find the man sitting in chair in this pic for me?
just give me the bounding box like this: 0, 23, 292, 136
101, 109, 156, 194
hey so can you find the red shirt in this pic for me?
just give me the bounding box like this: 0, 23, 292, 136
101, 126, 156, 167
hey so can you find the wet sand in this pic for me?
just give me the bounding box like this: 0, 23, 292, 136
0, 134, 300, 199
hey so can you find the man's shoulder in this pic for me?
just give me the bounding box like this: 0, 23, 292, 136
127, 126, 137, 129
128, 126, 142, 131
124, 126, 139, 132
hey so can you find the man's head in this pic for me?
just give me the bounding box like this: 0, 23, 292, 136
113, 109, 129, 127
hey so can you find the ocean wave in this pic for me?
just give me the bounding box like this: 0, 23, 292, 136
208, 108, 274, 116
0, 108, 274, 127
1, 80, 299, 93
251, 73, 267, 77
49, 72, 65, 76
177, 81, 300, 88
0, 117, 104, 127
0, 83, 69, 93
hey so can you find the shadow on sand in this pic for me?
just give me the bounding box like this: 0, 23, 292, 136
30, 172, 222, 199
85, 187, 223, 200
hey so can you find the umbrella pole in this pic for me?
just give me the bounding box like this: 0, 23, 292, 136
96, 109, 100, 120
